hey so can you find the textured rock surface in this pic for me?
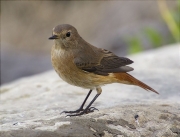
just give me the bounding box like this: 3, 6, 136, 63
0, 44, 180, 137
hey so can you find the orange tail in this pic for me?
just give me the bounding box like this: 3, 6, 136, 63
114, 73, 159, 94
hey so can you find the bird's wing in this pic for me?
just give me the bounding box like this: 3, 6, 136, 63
74, 48, 134, 76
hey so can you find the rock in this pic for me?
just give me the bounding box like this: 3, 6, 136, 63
0, 44, 180, 137
1, 45, 52, 84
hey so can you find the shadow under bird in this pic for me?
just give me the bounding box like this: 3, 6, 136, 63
49, 24, 159, 117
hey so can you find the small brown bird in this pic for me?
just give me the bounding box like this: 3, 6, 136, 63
49, 24, 158, 116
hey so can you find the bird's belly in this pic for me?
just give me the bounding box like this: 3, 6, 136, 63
53, 64, 95, 88
52, 59, 116, 89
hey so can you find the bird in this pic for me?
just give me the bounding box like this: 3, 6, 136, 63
49, 24, 159, 117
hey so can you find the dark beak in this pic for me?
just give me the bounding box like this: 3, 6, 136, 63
49, 35, 58, 40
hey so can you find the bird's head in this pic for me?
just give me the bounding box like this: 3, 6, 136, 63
49, 24, 79, 49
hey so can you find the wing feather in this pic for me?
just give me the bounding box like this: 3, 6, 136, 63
74, 48, 134, 76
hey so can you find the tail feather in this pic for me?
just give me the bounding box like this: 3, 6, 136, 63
114, 73, 159, 94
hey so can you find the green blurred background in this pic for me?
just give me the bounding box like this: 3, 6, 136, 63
1, 0, 179, 85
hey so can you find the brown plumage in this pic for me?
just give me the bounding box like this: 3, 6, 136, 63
114, 73, 158, 94
49, 24, 159, 116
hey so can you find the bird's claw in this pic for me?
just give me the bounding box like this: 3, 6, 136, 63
60, 108, 84, 115
66, 107, 99, 117
89, 107, 99, 112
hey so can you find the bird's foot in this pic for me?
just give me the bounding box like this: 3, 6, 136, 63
60, 108, 84, 114
88, 107, 99, 112
66, 107, 99, 117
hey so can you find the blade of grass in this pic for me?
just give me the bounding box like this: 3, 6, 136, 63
144, 28, 162, 48
158, 0, 180, 42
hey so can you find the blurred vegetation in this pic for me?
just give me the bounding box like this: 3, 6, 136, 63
126, 37, 143, 54
127, 0, 180, 54
144, 28, 163, 48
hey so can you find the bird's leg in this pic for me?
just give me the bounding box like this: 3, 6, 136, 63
67, 93, 100, 117
61, 89, 92, 114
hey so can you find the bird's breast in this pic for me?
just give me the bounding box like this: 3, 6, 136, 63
51, 47, 77, 83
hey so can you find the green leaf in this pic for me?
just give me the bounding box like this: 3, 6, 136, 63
144, 28, 162, 48
127, 37, 143, 54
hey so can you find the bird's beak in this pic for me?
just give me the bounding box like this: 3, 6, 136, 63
49, 35, 58, 40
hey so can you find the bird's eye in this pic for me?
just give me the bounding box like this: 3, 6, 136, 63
66, 32, 71, 37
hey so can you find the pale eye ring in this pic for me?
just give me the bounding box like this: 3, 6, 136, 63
66, 32, 71, 37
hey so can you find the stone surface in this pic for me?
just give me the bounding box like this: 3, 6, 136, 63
0, 44, 180, 137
